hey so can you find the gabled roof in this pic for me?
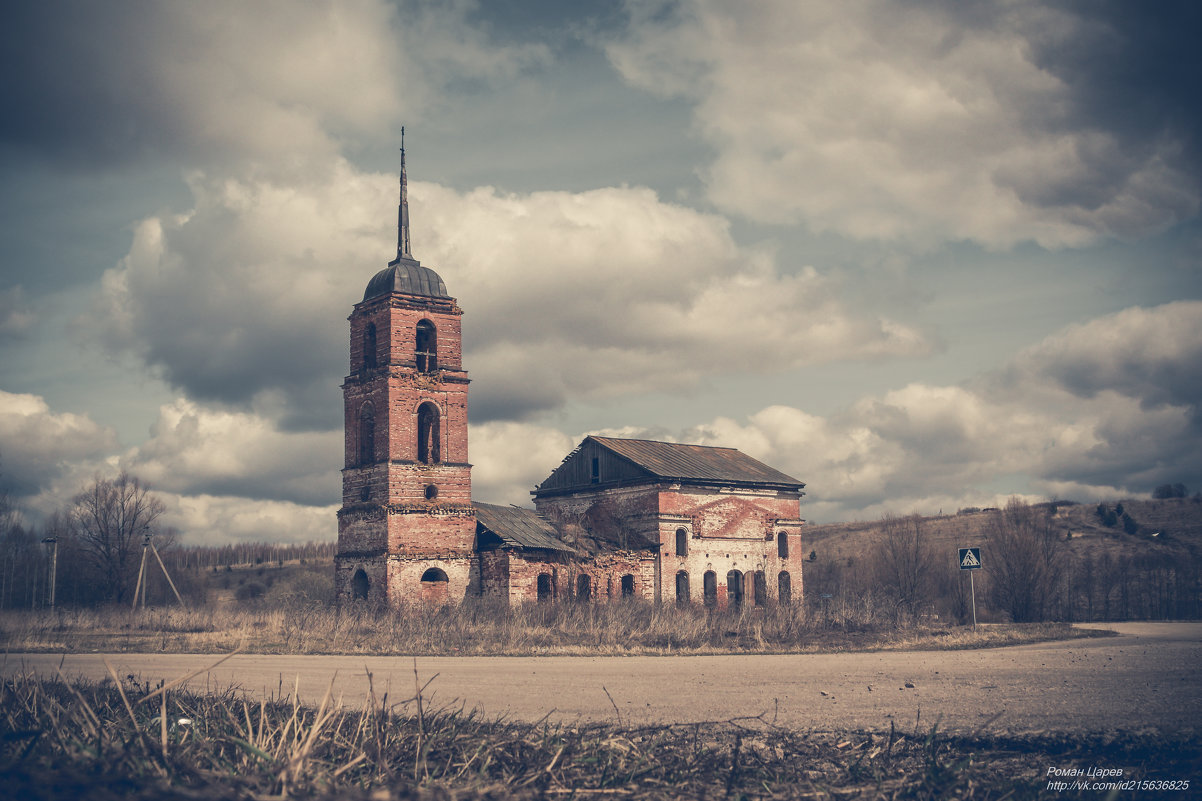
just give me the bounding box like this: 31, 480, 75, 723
534, 435, 805, 497
590, 436, 804, 487
474, 502, 576, 552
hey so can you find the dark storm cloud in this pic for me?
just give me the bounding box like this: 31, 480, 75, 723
80, 165, 389, 430
1, 3, 188, 167
1007, 301, 1202, 418
608, 1, 1200, 247
953, 0, 1202, 222
1030, 1, 1202, 180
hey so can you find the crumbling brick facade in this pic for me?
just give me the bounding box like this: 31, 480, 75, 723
534, 480, 803, 608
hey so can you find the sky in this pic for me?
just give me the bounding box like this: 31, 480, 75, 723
2, 0, 1201, 545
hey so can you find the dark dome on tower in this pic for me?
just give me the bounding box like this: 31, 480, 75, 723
366, 130, 448, 301
363, 257, 448, 301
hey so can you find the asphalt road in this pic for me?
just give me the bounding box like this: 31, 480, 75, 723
4, 622, 1199, 736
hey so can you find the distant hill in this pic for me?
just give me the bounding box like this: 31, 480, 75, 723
806, 497, 1202, 565
803, 497, 1202, 621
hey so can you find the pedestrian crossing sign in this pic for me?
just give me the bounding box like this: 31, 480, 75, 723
959, 547, 982, 569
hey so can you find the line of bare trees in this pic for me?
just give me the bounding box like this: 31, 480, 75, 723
1, 470, 336, 610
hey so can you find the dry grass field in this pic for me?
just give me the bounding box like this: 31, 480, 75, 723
0, 600, 1103, 657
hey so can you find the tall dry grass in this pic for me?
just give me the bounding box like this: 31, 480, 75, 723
0, 596, 1097, 656
3, 662, 1192, 800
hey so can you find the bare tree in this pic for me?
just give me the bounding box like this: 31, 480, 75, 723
873, 513, 936, 617
69, 472, 166, 604
987, 498, 1064, 622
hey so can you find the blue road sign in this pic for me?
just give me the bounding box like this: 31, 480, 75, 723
958, 547, 982, 570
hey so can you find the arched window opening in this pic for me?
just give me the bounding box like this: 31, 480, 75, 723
620, 574, 635, 597
358, 404, 375, 465
703, 571, 717, 607
777, 531, 789, 559
417, 403, 441, 464
359, 485, 371, 502
754, 571, 768, 607
363, 323, 378, 370
420, 566, 450, 603
416, 320, 437, 372
537, 573, 553, 602
675, 528, 688, 557
576, 574, 591, 601
675, 571, 690, 606
726, 570, 744, 609
351, 569, 369, 601
778, 571, 792, 605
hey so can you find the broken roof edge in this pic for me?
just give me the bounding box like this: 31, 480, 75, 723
473, 501, 578, 553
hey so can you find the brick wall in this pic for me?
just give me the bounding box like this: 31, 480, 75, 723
535, 483, 804, 607
387, 554, 478, 606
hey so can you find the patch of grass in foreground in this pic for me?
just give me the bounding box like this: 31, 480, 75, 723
2, 670, 1197, 801
0, 602, 1109, 656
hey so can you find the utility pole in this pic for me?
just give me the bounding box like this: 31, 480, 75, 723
131, 531, 186, 610
40, 537, 57, 609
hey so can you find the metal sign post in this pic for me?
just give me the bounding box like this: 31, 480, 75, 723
958, 547, 982, 631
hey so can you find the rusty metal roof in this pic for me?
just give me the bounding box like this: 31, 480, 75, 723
588, 436, 804, 489
474, 502, 576, 552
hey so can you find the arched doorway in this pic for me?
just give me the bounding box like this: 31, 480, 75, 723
753, 571, 768, 607
726, 569, 743, 609
352, 568, 369, 601
778, 571, 792, 605
675, 570, 690, 606
576, 573, 591, 601
420, 566, 449, 603
620, 574, 635, 598
703, 571, 717, 608
537, 573, 553, 602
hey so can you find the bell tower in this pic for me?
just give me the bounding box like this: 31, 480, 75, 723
336, 135, 476, 606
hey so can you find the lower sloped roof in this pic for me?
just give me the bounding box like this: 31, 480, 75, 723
474, 502, 576, 552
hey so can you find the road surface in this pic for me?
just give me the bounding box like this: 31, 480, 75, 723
4, 622, 1199, 736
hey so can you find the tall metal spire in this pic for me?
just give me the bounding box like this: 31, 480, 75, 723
397, 126, 412, 260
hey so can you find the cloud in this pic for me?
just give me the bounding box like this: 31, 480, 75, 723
0, 390, 118, 501
0, 286, 35, 341
0, 0, 546, 171
422, 182, 931, 419
126, 399, 341, 507
163, 492, 335, 546
83, 160, 390, 429
467, 421, 577, 505
85, 166, 930, 427
606, 0, 1200, 248
592, 302, 1202, 521
998, 300, 1202, 416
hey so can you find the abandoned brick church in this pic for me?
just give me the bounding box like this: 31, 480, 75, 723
335, 149, 806, 608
